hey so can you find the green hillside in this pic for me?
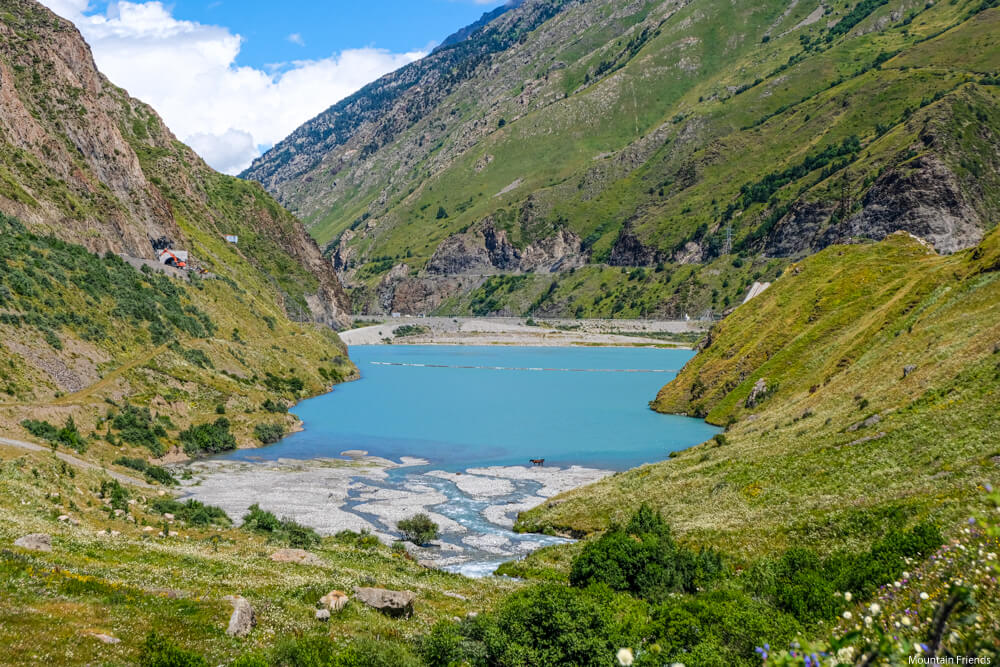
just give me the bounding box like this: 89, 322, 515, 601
246, 0, 1000, 318
518, 230, 1000, 554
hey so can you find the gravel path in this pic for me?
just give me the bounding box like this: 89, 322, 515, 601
0, 436, 153, 488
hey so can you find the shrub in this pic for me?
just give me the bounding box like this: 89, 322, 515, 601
139, 632, 208, 667
261, 399, 288, 413
152, 498, 230, 526
569, 504, 723, 602
748, 521, 943, 623
335, 529, 380, 548
180, 418, 237, 456
21, 417, 87, 452
397, 513, 439, 545
467, 584, 642, 667
112, 456, 176, 485
242, 503, 319, 548
253, 422, 285, 445
112, 405, 166, 454
99, 479, 130, 512
269, 636, 423, 667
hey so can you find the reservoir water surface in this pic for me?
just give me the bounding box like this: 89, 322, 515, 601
223, 345, 717, 470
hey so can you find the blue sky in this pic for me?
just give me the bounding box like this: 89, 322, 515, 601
41, 0, 507, 173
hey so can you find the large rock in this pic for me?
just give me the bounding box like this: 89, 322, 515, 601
353, 586, 415, 618
270, 548, 324, 567
319, 590, 349, 612
223, 595, 255, 637
14, 533, 52, 552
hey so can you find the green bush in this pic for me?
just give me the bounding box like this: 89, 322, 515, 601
180, 417, 237, 456
21, 417, 87, 453
151, 498, 230, 526
112, 456, 176, 485
334, 529, 380, 548
569, 504, 723, 602
466, 584, 643, 667
261, 399, 288, 413
397, 513, 439, 545
748, 521, 943, 623
99, 479, 130, 512
112, 405, 166, 455
139, 632, 208, 667
253, 422, 285, 444
268, 636, 423, 667
242, 503, 319, 548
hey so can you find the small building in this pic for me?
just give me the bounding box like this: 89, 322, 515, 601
223, 235, 238, 244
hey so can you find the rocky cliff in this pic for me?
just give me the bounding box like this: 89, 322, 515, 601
0, 0, 349, 327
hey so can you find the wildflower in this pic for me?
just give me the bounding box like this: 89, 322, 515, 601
901, 616, 912, 627
616, 649, 634, 666
870, 603, 881, 615
864, 615, 873, 626
842, 611, 852, 620
844, 591, 852, 601
919, 592, 929, 600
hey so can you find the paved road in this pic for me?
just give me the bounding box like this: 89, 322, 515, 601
0, 436, 153, 488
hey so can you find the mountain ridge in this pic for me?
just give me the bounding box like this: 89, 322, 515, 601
244, 0, 1000, 318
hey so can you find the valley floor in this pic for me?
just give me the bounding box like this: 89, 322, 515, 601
339, 315, 707, 347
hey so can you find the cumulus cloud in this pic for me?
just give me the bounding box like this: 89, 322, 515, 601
40, 1, 425, 174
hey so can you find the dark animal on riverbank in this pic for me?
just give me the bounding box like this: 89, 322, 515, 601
529, 459, 545, 466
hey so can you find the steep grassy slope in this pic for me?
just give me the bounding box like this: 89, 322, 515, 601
245, 0, 1000, 317
0, 0, 349, 327
0, 214, 354, 465
517, 230, 1000, 559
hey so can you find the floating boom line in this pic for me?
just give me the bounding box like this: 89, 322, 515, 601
370, 361, 680, 373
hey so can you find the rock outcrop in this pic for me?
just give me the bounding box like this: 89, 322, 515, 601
319, 590, 349, 612
13, 533, 52, 552
353, 586, 416, 618
427, 220, 585, 276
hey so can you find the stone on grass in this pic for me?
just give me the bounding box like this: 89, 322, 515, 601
319, 590, 349, 612
353, 586, 415, 618
745, 378, 769, 408
223, 595, 255, 637
14, 533, 52, 552
903, 364, 917, 378
270, 548, 324, 567
85, 632, 120, 644
315, 609, 330, 622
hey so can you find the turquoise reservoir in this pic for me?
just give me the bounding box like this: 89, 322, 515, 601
224, 345, 718, 470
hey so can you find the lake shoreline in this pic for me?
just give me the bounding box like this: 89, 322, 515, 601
339, 315, 706, 348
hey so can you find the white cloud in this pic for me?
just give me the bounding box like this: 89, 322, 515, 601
40, 1, 425, 174
287, 32, 305, 46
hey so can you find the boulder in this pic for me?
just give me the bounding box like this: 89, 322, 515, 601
14, 533, 52, 552
270, 548, 324, 567
847, 413, 882, 432
353, 586, 415, 618
319, 590, 349, 612
223, 595, 255, 637
315, 608, 330, 622
903, 364, 917, 378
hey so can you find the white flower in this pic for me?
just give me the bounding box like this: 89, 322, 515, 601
616, 648, 634, 666
864, 615, 873, 626
920, 592, 929, 600
843, 611, 853, 619
870, 603, 881, 615
901, 616, 912, 627
844, 591, 852, 601
902, 571, 910, 579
